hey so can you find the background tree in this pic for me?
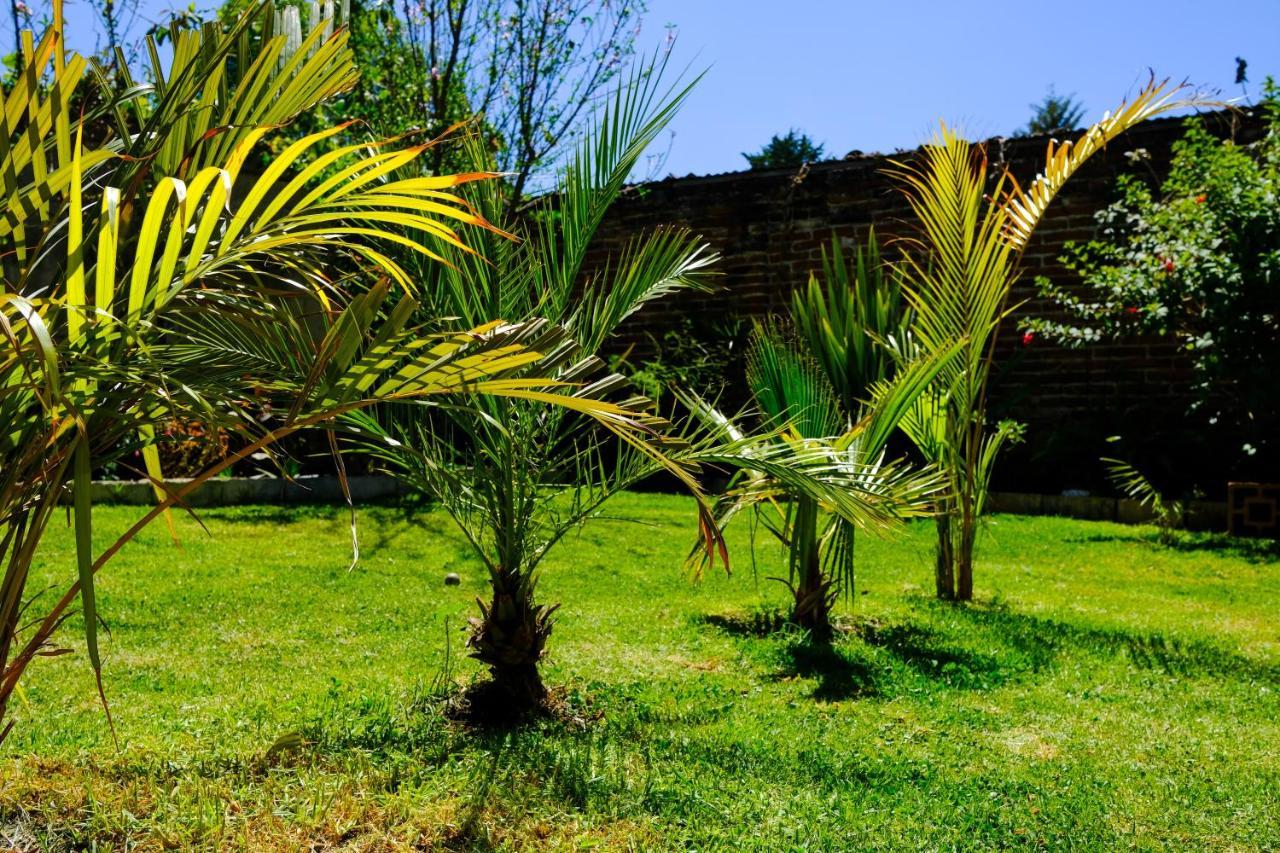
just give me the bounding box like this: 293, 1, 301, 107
742, 129, 825, 170
91, 0, 140, 58
214, 0, 650, 205
5, 0, 28, 58
1021, 86, 1086, 136
7, 0, 142, 60
393, 0, 649, 205
1025, 82, 1280, 477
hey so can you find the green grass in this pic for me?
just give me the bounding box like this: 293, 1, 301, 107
4, 493, 1279, 849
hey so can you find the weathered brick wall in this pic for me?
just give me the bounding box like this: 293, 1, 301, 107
590, 110, 1262, 494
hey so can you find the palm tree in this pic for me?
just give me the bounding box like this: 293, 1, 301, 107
0, 4, 671, 743
891, 79, 1211, 601
686, 314, 949, 640
684, 234, 926, 639
347, 60, 914, 710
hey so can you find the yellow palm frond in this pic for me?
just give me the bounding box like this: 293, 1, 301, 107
1002, 77, 1218, 250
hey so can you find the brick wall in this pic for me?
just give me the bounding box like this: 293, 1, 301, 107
590, 109, 1264, 494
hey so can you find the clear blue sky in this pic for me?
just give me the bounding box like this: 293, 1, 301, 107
642, 0, 1279, 176
44, 0, 1280, 177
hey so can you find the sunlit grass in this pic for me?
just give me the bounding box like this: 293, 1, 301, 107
4, 494, 1278, 848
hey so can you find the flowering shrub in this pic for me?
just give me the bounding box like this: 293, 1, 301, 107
1026, 82, 1280, 464
157, 421, 230, 480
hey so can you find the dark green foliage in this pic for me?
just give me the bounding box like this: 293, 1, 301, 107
746, 321, 843, 438
789, 231, 913, 416
742, 129, 825, 170
613, 314, 749, 410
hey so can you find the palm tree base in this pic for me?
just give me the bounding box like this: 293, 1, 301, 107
447, 667, 551, 725
463, 583, 556, 723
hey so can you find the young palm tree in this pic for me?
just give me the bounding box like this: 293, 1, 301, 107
683, 233, 925, 639
686, 316, 950, 640
788, 231, 913, 418
348, 60, 914, 709
0, 5, 674, 742
891, 79, 1211, 601
347, 61, 710, 709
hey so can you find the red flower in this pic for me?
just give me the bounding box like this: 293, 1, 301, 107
1162, 258, 1175, 273
1125, 306, 1140, 315
1021, 331, 1034, 347
1195, 194, 1206, 204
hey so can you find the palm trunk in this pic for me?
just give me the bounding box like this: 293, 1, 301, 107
0, 514, 29, 742
0, 501, 55, 744
790, 497, 833, 641
934, 511, 955, 600
468, 563, 556, 709
956, 508, 976, 601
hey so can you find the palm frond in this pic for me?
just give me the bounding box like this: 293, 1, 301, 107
1002, 78, 1216, 250
745, 321, 844, 439
789, 229, 913, 414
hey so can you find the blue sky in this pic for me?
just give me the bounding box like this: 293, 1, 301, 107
641, 0, 1280, 176
41, 0, 1280, 177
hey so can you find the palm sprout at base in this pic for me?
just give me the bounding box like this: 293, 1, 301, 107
1104, 457, 1184, 546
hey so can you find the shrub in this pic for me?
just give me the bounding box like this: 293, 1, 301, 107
1026, 83, 1280, 471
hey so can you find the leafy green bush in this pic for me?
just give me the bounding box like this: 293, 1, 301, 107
613, 315, 748, 409
1026, 83, 1280, 468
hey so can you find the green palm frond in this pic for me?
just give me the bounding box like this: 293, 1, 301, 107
789, 229, 913, 415
745, 321, 844, 439
1103, 456, 1183, 543
1002, 78, 1212, 250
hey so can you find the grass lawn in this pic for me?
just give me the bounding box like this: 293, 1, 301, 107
3, 493, 1279, 849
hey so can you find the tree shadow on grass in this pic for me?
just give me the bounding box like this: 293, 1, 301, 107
198, 503, 338, 525
941, 600, 1280, 684
703, 597, 1280, 700
362, 501, 454, 558
774, 641, 880, 701
702, 608, 1030, 695
1066, 531, 1280, 564
853, 620, 1029, 690
699, 608, 790, 638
